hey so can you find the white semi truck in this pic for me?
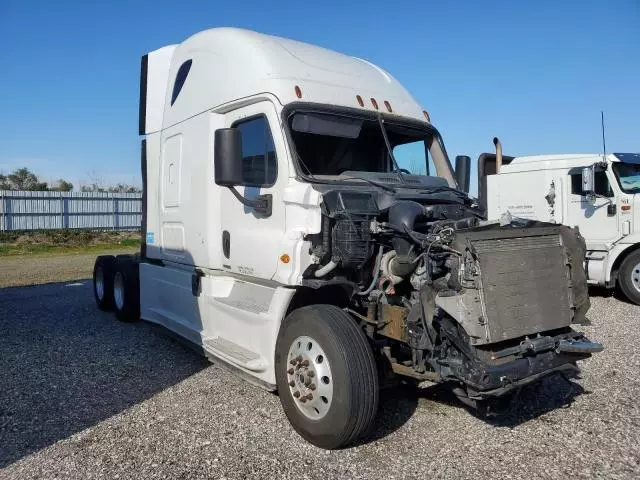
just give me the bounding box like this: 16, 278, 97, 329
481, 145, 640, 305
92, 28, 601, 449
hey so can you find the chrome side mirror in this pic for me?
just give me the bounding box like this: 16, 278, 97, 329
581, 166, 594, 195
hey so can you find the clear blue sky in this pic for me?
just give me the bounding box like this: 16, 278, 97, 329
1, 0, 638, 193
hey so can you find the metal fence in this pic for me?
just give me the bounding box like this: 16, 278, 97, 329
0, 190, 142, 231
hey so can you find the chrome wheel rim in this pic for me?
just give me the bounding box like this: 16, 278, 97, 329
95, 267, 105, 300
113, 272, 125, 310
286, 336, 333, 420
632, 261, 640, 294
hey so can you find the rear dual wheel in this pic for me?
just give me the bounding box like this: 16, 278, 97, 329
275, 305, 379, 449
92, 255, 140, 322
93, 255, 117, 310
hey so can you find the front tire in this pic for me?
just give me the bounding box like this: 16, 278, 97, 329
275, 305, 379, 449
618, 250, 640, 305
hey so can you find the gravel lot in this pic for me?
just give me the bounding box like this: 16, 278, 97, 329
1, 281, 639, 479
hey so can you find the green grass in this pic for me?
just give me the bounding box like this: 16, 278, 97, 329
0, 230, 141, 257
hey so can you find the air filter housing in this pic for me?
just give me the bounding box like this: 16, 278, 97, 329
332, 216, 373, 269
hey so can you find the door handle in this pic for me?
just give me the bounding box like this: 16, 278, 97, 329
222, 230, 230, 258
191, 268, 204, 296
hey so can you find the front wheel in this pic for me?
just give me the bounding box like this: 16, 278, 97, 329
275, 305, 379, 449
618, 250, 640, 305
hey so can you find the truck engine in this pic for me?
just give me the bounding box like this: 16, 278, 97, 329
305, 188, 601, 401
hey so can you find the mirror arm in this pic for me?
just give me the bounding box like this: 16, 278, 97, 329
587, 192, 616, 216
587, 192, 613, 203
227, 186, 272, 217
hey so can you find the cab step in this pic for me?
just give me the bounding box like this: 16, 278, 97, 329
203, 337, 267, 372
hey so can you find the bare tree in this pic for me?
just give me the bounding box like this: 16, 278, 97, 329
107, 183, 142, 193
80, 183, 106, 192
409, 159, 427, 176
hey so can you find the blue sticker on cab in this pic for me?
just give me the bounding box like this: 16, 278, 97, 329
146, 232, 155, 244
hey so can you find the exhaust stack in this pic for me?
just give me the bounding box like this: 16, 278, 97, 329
493, 137, 503, 174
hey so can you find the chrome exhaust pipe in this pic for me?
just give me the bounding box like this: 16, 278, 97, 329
493, 137, 503, 174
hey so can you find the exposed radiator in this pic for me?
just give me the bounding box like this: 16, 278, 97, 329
473, 233, 572, 343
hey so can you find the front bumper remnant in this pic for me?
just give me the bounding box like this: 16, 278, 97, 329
448, 336, 603, 399
557, 339, 604, 354
468, 363, 579, 399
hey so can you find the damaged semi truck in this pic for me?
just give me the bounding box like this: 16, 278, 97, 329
93, 28, 602, 449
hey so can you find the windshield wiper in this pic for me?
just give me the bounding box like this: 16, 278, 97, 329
420, 185, 474, 202
377, 114, 407, 184
345, 175, 396, 193
423, 185, 464, 194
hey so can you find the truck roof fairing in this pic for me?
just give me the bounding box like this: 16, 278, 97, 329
140, 28, 427, 135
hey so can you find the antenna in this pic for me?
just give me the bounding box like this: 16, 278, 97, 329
601, 111, 607, 159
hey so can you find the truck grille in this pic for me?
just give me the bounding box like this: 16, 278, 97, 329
473, 233, 572, 343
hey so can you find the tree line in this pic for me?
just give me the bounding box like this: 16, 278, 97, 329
0, 168, 141, 193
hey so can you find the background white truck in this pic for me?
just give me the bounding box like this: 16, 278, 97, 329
92, 28, 601, 449
481, 146, 640, 304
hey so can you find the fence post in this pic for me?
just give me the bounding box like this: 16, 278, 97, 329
63, 193, 69, 229
1, 191, 4, 233
113, 195, 118, 231
4, 193, 11, 231
60, 192, 64, 229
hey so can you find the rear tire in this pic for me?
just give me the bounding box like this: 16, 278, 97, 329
93, 256, 117, 310
113, 256, 140, 323
275, 304, 379, 449
618, 250, 640, 305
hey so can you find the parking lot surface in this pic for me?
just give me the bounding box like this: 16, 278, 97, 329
1, 281, 639, 479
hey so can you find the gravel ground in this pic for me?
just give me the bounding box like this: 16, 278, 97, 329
0, 250, 135, 288
1, 282, 639, 479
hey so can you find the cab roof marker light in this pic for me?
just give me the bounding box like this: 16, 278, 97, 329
371, 98, 379, 110
423, 110, 430, 122
384, 100, 392, 112
356, 95, 364, 107
294, 85, 302, 98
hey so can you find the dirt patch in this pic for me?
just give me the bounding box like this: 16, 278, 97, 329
0, 249, 136, 288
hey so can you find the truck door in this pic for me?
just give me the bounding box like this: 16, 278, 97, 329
218, 101, 287, 281
566, 167, 620, 248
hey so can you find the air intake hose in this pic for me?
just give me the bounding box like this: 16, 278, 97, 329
388, 201, 425, 277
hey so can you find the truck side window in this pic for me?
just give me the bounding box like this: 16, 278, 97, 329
171, 60, 192, 106
570, 171, 613, 197
233, 116, 277, 187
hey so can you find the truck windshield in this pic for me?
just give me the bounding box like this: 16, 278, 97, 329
612, 162, 640, 194
287, 110, 455, 185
